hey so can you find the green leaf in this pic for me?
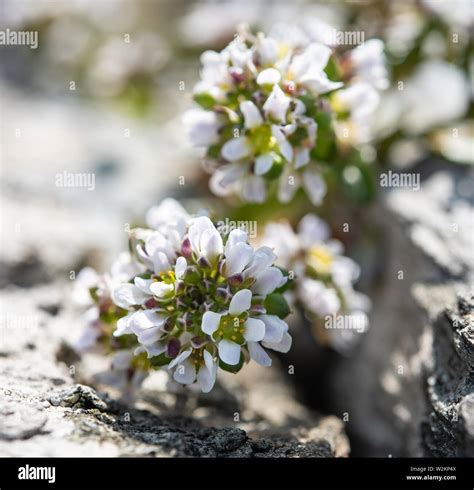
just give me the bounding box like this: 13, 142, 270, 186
150, 352, 171, 368
264, 293, 291, 319
207, 144, 221, 159
194, 93, 215, 109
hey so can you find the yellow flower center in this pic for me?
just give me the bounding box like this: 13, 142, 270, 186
308, 246, 333, 274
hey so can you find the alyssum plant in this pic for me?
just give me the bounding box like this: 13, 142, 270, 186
184, 24, 387, 204
75, 199, 291, 393
74, 23, 383, 394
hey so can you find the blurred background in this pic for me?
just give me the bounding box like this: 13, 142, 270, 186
0, 0, 472, 457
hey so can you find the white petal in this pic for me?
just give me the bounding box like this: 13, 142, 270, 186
153, 251, 172, 275
143, 342, 167, 358
209, 164, 246, 197
291, 43, 332, 79
263, 84, 290, 123
252, 267, 286, 296
197, 350, 217, 393
240, 175, 266, 203
114, 312, 134, 337
254, 153, 273, 176
248, 341, 272, 366
112, 284, 148, 309
240, 100, 263, 129
225, 228, 248, 254
294, 148, 310, 169
300, 71, 343, 94
244, 246, 276, 279
243, 317, 266, 342
145, 198, 190, 230
278, 168, 300, 203
202, 311, 222, 336
262, 331, 292, 353
200, 227, 223, 263
257, 68, 281, 85
130, 309, 166, 331
175, 256, 187, 279
297, 213, 330, 244
229, 289, 252, 315
183, 109, 221, 147
302, 168, 327, 206
260, 314, 288, 343
169, 348, 192, 369
130, 310, 167, 345
149, 281, 174, 298
224, 241, 254, 277
134, 277, 154, 294
218, 339, 241, 365
271, 125, 293, 161
173, 358, 196, 385
189, 216, 214, 255
221, 137, 251, 161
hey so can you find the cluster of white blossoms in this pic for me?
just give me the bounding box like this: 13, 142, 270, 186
184, 24, 387, 204
80, 199, 292, 393
262, 214, 370, 351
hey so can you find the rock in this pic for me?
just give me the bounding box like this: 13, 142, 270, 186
421, 291, 474, 457
0, 281, 348, 458
48, 384, 108, 411
324, 160, 473, 456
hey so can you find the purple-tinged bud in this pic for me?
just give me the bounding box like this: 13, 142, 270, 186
198, 256, 211, 269
191, 336, 207, 349
215, 287, 230, 303
144, 298, 158, 309
175, 280, 186, 294
166, 338, 181, 358
227, 273, 244, 287
181, 238, 193, 259
162, 316, 175, 333
230, 68, 245, 84
250, 304, 266, 315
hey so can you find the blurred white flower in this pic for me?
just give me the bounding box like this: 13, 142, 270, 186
262, 214, 370, 351
401, 61, 470, 134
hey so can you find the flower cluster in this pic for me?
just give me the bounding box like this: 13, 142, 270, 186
184, 24, 387, 204
261, 214, 370, 352
78, 199, 291, 393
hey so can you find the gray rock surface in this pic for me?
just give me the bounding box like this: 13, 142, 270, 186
420, 290, 474, 457
0, 283, 348, 458
326, 163, 473, 456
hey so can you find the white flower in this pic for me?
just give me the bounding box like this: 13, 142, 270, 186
145, 198, 190, 234
221, 136, 252, 161
169, 348, 218, 393
349, 39, 389, 90
300, 278, 341, 316
202, 289, 267, 365
262, 84, 291, 123
240, 100, 263, 129
302, 168, 327, 206
185, 25, 386, 205
401, 61, 470, 134
183, 109, 222, 147
108, 201, 292, 392
288, 42, 343, 93
261, 213, 370, 351
257, 68, 281, 86
188, 216, 223, 264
